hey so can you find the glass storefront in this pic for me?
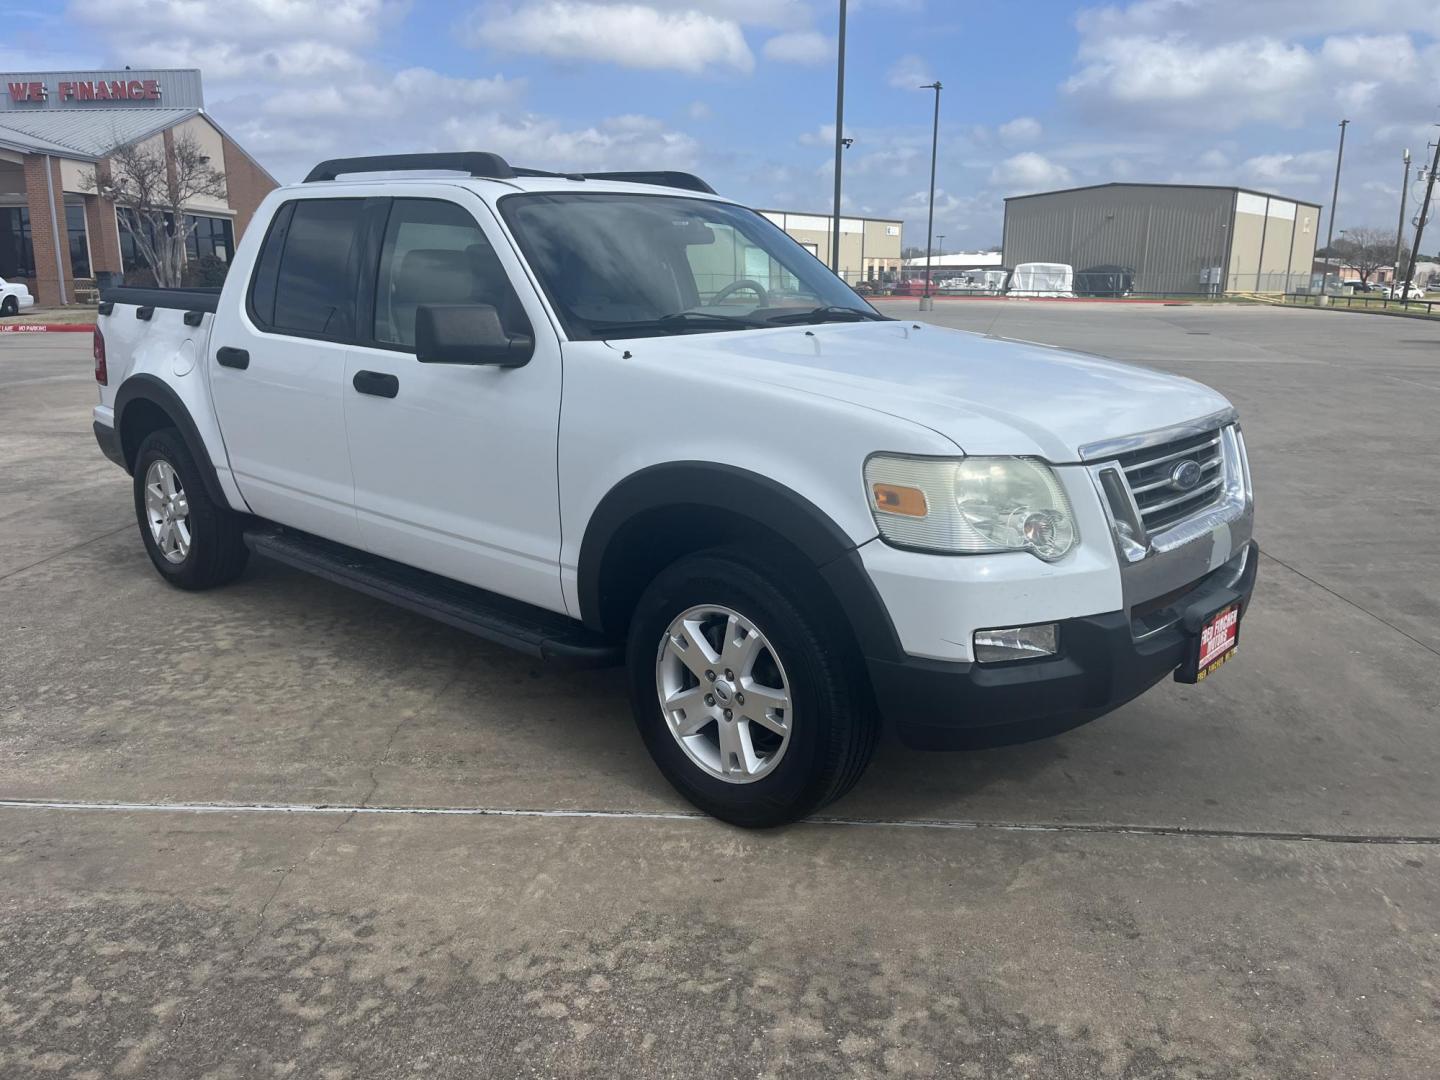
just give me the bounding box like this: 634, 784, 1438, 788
119, 209, 234, 272
65, 204, 90, 279
0, 207, 35, 279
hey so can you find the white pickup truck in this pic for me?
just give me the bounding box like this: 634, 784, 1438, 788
92, 152, 1256, 827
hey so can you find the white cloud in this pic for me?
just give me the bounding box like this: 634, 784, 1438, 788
1239, 149, 1333, 185
76, 0, 400, 48
797, 123, 837, 147
989, 152, 1073, 193
1076, 1, 1440, 42
467, 2, 755, 72
887, 53, 935, 89
763, 31, 835, 65
261, 69, 521, 119
998, 116, 1042, 144
687, 101, 712, 120
440, 111, 699, 172
1064, 34, 1318, 127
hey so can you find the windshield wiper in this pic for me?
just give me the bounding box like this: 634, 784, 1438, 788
596, 311, 769, 337
763, 305, 890, 325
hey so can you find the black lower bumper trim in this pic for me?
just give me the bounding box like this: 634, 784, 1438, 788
869, 541, 1259, 750
93, 421, 125, 470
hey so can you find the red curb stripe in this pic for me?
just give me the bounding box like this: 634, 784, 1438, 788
0, 323, 96, 333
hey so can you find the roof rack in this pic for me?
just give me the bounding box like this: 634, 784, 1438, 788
302, 152, 717, 194
303, 152, 514, 183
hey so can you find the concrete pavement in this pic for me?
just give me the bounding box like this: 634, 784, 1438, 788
2, 307, 1437, 1078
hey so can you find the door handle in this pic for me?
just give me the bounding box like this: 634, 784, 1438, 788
352, 370, 399, 399
216, 346, 250, 370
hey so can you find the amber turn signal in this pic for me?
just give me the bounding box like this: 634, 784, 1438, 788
871, 482, 928, 518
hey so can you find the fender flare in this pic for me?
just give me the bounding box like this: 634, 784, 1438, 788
577, 461, 905, 663
113, 374, 229, 507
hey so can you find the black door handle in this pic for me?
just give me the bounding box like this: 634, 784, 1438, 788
352, 370, 399, 398
216, 346, 249, 370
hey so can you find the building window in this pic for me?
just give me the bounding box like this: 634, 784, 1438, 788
185, 214, 234, 263
0, 207, 35, 279
117, 206, 164, 273
65, 204, 91, 279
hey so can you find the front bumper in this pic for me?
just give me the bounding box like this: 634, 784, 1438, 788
867, 540, 1258, 750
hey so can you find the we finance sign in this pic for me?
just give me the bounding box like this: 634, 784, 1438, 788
7, 78, 163, 104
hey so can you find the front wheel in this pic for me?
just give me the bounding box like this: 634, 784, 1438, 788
0, 296, 17, 317
626, 549, 878, 827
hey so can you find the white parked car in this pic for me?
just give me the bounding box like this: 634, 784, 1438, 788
90, 152, 1256, 826
1386, 282, 1425, 299
0, 275, 35, 316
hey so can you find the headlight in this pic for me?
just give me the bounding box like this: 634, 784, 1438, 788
864, 454, 1078, 561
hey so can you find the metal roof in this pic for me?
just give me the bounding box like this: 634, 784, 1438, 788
1003, 181, 1322, 209
0, 108, 197, 159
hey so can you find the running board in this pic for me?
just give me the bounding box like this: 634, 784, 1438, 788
243, 527, 620, 667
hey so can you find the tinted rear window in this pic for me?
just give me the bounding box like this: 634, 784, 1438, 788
252, 199, 365, 339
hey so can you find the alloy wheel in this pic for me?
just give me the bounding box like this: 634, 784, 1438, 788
144, 458, 191, 564
655, 604, 793, 783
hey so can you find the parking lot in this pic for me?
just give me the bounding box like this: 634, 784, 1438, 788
2, 301, 1437, 1078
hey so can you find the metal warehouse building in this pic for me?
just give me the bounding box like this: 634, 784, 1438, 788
1002, 183, 1322, 296
758, 209, 903, 285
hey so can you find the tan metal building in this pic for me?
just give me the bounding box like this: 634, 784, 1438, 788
1002, 183, 1321, 295
759, 209, 903, 285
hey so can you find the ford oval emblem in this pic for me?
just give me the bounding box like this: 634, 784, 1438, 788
1169, 460, 1203, 492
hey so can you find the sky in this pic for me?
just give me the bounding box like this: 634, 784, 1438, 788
6, 0, 1440, 250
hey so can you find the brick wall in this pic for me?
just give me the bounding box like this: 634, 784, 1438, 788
83, 192, 122, 278
220, 134, 278, 242
21, 155, 75, 307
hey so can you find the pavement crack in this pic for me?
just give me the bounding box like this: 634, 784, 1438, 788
3, 798, 1437, 846
1259, 550, 1440, 660
0, 524, 131, 583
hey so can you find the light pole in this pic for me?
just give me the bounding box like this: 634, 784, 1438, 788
1320, 118, 1348, 298
936, 234, 945, 257
1402, 136, 1440, 302
830, 0, 848, 277
919, 80, 942, 311
1394, 148, 1412, 284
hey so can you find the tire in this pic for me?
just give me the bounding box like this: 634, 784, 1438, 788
0, 296, 16, 317
626, 547, 878, 828
132, 427, 249, 590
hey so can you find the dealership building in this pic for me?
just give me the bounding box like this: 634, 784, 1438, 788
759, 209, 903, 284
1002, 182, 1322, 295
0, 69, 276, 306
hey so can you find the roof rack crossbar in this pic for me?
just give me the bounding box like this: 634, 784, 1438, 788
301, 154, 717, 194
303, 152, 516, 183
581, 171, 716, 194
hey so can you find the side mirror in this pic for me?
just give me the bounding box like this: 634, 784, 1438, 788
414, 304, 533, 367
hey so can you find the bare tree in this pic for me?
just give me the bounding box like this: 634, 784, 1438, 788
83, 130, 227, 287
1331, 226, 1404, 286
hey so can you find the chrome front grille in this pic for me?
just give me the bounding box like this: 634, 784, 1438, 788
1111, 428, 1226, 534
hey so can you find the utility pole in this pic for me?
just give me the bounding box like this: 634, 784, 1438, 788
830, 0, 848, 278
1394, 148, 1412, 282
1402, 136, 1440, 302
1320, 118, 1348, 299
919, 80, 943, 311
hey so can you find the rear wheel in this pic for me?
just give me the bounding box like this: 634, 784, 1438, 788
627, 548, 878, 827
133, 428, 249, 589
0, 296, 17, 317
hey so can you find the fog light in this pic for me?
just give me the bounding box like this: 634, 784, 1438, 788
973, 623, 1058, 663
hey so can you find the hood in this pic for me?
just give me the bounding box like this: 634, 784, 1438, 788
637, 320, 1232, 461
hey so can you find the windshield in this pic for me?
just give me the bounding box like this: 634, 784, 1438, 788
499, 192, 883, 340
